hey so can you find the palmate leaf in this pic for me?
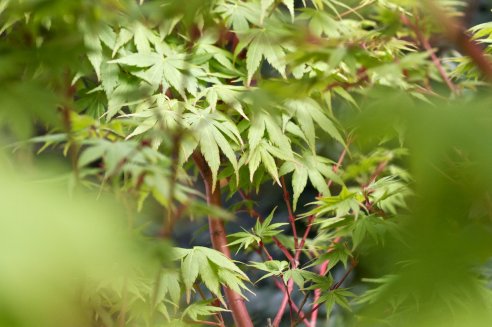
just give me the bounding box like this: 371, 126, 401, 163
298, 8, 346, 37
104, 78, 154, 120
89, 22, 159, 60
247, 111, 294, 183
228, 208, 286, 252
157, 270, 182, 305
249, 260, 289, 283
282, 269, 318, 289
197, 84, 248, 119
184, 108, 243, 190
303, 274, 334, 291
216, 0, 260, 32
308, 187, 364, 218
173, 247, 250, 303
283, 98, 344, 150
236, 25, 288, 85
228, 230, 261, 253
111, 22, 160, 56
280, 151, 344, 210
366, 176, 410, 214
308, 242, 351, 270
253, 208, 287, 239
182, 300, 230, 321
246, 140, 292, 185
194, 30, 242, 75
123, 96, 185, 139
78, 140, 138, 177
351, 215, 398, 249
317, 288, 355, 319
109, 50, 200, 98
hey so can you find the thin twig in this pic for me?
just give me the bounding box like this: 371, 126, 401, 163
295, 215, 315, 261
273, 279, 294, 327
297, 260, 357, 326
339, 0, 374, 19
330, 261, 356, 290
273, 280, 312, 327
258, 246, 309, 326
423, 0, 492, 81
295, 143, 350, 326
400, 13, 458, 94
281, 176, 299, 254
238, 189, 296, 263
194, 284, 226, 327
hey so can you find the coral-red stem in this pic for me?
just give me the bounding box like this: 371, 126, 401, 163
193, 152, 253, 327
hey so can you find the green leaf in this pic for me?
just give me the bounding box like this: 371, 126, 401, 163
260, 145, 280, 185
110, 51, 199, 97
291, 166, 308, 210
182, 250, 199, 302
217, 1, 260, 32
284, 98, 344, 149
281, 151, 344, 211
160, 270, 182, 305
199, 127, 221, 188
247, 111, 294, 182
282, 269, 318, 289
253, 208, 287, 240
197, 256, 221, 299
173, 247, 250, 302
182, 300, 229, 321
78, 142, 107, 168
109, 53, 161, 67
195, 247, 249, 280
250, 260, 289, 283
248, 112, 266, 151
351, 215, 397, 249
333, 87, 358, 108
85, 33, 103, 81
317, 288, 354, 312
228, 230, 261, 253
185, 109, 242, 189
282, 0, 295, 21
239, 28, 287, 85
310, 242, 351, 271
245, 34, 263, 85
308, 187, 363, 218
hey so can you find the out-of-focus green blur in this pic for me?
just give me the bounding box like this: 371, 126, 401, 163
350, 91, 492, 327
3, 0, 492, 326
0, 162, 162, 327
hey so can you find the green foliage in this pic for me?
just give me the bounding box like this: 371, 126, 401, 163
3, 0, 492, 326
228, 208, 287, 252
172, 246, 250, 303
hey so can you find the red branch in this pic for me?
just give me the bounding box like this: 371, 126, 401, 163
424, 0, 492, 80
273, 279, 295, 327
192, 152, 253, 327
328, 144, 349, 189
400, 14, 458, 93
238, 190, 296, 263
309, 237, 341, 325
258, 246, 310, 326
281, 176, 299, 254
273, 280, 312, 327
300, 260, 357, 325
308, 143, 349, 325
